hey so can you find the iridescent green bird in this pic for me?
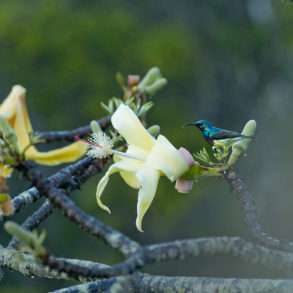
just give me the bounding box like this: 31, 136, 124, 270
185, 119, 252, 144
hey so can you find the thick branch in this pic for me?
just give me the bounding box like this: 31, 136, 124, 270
0, 245, 109, 281
41, 236, 293, 281
36, 184, 140, 256
4, 236, 293, 289
51, 273, 293, 293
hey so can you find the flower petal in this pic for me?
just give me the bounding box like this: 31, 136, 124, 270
0, 85, 32, 150
114, 154, 143, 189
0, 85, 87, 165
136, 167, 160, 232
178, 147, 195, 167
111, 104, 155, 151
147, 135, 189, 181
25, 141, 87, 165
119, 171, 140, 189
96, 159, 142, 213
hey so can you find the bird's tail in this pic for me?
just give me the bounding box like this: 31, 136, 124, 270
241, 134, 255, 139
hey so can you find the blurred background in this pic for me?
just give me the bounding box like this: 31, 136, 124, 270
1, 0, 293, 291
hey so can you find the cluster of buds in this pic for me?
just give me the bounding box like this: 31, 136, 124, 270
101, 67, 167, 117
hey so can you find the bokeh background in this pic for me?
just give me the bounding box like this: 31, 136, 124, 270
1, 0, 293, 292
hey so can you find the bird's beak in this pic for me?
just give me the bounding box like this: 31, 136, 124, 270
183, 122, 196, 128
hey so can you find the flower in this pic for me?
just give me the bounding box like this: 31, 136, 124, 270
0, 85, 87, 165
87, 132, 114, 159
95, 104, 190, 231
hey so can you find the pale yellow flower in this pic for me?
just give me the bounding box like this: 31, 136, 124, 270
96, 104, 189, 231
0, 85, 87, 165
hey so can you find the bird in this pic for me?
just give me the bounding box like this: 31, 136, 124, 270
185, 119, 252, 144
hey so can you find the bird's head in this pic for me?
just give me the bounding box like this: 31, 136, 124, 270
185, 119, 213, 131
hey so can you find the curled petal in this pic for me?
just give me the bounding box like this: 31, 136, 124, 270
111, 104, 155, 151
96, 159, 142, 213
0, 85, 87, 165
136, 167, 160, 232
0, 85, 32, 150
147, 135, 189, 181
26, 141, 87, 165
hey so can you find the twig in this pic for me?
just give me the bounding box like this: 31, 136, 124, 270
8, 201, 54, 248
223, 170, 293, 253
10, 157, 104, 215
50, 275, 135, 293
35, 116, 110, 143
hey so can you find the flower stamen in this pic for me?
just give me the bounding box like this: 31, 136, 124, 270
86, 132, 143, 161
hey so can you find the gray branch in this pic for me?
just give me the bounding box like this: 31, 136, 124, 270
3, 237, 293, 288
35, 116, 110, 143
0, 245, 109, 281
10, 156, 103, 215
50, 273, 293, 293
223, 170, 293, 252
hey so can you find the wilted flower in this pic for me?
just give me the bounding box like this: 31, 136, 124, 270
0, 85, 87, 165
95, 104, 190, 231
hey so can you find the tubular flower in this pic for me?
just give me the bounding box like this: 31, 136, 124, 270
0, 85, 87, 165
96, 104, 190, 232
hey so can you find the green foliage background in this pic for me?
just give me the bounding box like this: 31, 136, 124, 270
1, 0, 293, 292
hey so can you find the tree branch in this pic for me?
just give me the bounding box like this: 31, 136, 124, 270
0, 245, 109, 281
10, 157, 104, 216
35, 184, 140, 256
223, 170, 293, 253
35, 116, 110, 143
50, 273, 293, 293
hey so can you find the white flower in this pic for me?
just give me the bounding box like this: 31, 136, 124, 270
96, 104, 190, 232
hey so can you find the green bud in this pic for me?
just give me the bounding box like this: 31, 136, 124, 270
137, 101, 154, 117
227, 120, 256, 167
90, 121, 102, 135
147, 125, 160, 137
144, 78, 168, 96
138, 67, 161, 89
116, 72, 125, 89
4, 221, 46, 257
137, 67, 167, 96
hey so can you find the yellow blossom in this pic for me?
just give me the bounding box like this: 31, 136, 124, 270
0, 85, 87, 165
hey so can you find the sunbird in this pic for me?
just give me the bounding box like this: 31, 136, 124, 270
185, 119, 252, 144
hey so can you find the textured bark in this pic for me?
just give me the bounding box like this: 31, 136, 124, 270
223, 170, 293, 252
51, 273, 293, 293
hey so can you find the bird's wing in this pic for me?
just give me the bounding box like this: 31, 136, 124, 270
210, 128, 243, 140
